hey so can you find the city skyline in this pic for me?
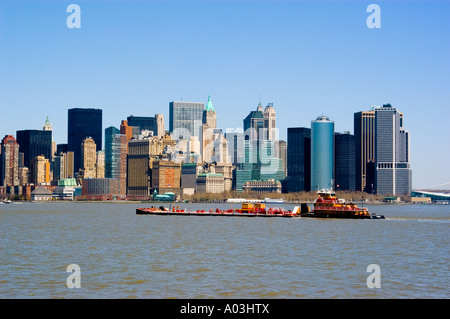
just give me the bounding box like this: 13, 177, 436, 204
1, 0, 449, 189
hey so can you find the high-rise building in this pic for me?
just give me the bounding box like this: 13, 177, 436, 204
151, 160, 181, 197
127, 115, 158, 135
201, 95, 217, 162
169, 101, 204, 140
80, 137, 97, 179
105, 126, 127, 196
263, 103, 276, 141
68, 108, 102, 174
286, 127, 311, 192
96, 150, 105, 179
354, 110, 375, 192
16, 129, 52, 169
31, 155, 50, 185
105, 126, 120, 178
127, 139, 151, 200
311, 115, 334, 191
334, 132, 355, 191
155, 113, 165, 137
0, 135, 20, 186
374, 104, 411, 195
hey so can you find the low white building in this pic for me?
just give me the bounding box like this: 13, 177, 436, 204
31, 186, 52, 201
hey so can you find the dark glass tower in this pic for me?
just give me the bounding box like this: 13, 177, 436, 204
68, 108, 102, 174
286, 127, 311, 192
127, 115, 157, 134
16, 129, 52, 169
334, 132, 355, 191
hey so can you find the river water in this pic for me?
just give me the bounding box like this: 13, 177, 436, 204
0, 202, 448, 299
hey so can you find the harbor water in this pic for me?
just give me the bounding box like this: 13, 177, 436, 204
0, 202, 448, 298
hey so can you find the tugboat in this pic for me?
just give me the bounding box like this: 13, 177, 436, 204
300, 189, 385, 219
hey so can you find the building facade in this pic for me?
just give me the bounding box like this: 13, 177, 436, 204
169, 101, 204, 140
68, 108, 102, 174
375, 104, 411, 195
311, 116, 334, 191
354, 110, 375, 192
286, 127, 311, 192
334, 132, 355, 191
16, 129, 52, 169
1, 135, 20, 187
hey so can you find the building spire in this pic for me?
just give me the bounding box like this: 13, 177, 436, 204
205, 94, 215, 112
43, 116, 52, 131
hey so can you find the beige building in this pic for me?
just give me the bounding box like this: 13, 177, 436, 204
196, 172, 224, 194
81, 137, 97, 179
31, 155, 50, 185
96, 150, 105, 178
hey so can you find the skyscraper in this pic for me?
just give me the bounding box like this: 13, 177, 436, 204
0, 135, 20, 186
105, 126, 127, 195
354, 110, 375, 192
16, 129, 52, 169
169, 101, 204, 140
201, 95, 217, 162
286, 127, 311, 192
263, 103, 276, 141
311, 115, 334, 191
334, 132, 355, 191
375, 104, 411, 195
80, 137, 97, 179
68, 108, 102, 174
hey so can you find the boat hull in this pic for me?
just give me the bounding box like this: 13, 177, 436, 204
136, 208, 299, 218
301, 211, 384, 219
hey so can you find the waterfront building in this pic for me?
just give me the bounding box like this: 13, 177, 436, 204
242, 179, 282, 193
169, 100, 204, 140
52, 178, 78, 200
286, 127, 311, 192
16, 129, 52, 169
30, 155, 50, 185
334, 132, 355, 191
196, 172, 224, 194
354, 110, 375, 192
68, 108, 102, 174
311, 115, 334, 191
214, 162, 233, 192
81, 178, 120, 200
31, 185, 53, 201
0, 135, 20, 187
151, 159, 181, 197
80, 137, 97, 179
375, 104, 411, 195
181, 163, 198, 196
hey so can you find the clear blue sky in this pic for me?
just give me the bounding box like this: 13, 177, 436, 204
0, 0, 449, 189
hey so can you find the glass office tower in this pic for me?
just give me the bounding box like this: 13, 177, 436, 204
375, 104, 411, 195
68, 108, 102, 174
16, 129, 52, 169
311, 116, 334, 191
169, 101, 204, 140
286, 127, 311, 192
